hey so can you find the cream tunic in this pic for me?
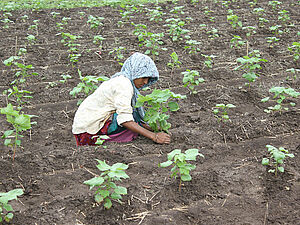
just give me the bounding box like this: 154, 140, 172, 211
72, 75, 134, 134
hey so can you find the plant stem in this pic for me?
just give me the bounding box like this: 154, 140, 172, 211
178, 179, 182, 192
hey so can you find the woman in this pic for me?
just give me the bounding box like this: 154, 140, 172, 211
72, 52, 171, 146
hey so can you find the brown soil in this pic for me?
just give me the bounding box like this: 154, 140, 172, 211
0, 0, 299, 224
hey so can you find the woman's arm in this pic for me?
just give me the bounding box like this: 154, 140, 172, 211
122, 121, 171, 144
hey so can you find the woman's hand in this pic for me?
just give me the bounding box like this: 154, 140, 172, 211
153, 132, 171, 144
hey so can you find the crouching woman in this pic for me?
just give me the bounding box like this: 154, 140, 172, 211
72, 52, 171, 146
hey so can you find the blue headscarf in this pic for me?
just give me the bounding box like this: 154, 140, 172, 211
111, 52, 159, 121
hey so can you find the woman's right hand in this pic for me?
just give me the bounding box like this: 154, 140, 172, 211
153, 132, 171, 144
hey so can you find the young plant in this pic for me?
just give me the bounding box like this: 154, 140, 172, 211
207, 28, 219, 39
201, 54, 216, 69
261, 87, 300, 114
269, 25, 283, 35
108, 46, 126, 65
135, 89, 186, 132
278, 10, 290, 24
3, 86, 33, 107
184, 39, 201, 55
87, 15, 104, 30
286, 68, 299, 81
266, 36, 280, 48
242, 26, 257, 37
147, 6, 165, 22
70, 69, 109, 105
1, 104, 36, 160
182, 69, 205, 94
268, 0, 282, 10
59, 74, 72, 83
258, 17, 269, 28
230, 35, 245, 49
95, 135, 110, 148
288, 42, 300, 61
60, 32, 82, 65
28, 19, 39, 35
83, 160, 129, 209
167, 52, 182, 73
262, 145, 294, 176
227, 10, 242, 29
50, 11, 60, 18
0, 188, 24, 223
164, 18, 190, 42
159, 149, 204, 191
3, 56, 39, 86
26, 34, 36, 45
213, 103, 236, 122
234, 50, 268, 87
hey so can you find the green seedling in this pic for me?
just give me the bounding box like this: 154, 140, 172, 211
261, 87, 300, 114
182, 69, 205, 94
227, 10, 242, 29
94, 135, 110, 148
61, 17, 71, 25
26, 34, 36, 44
84, 160, 129, 209
17, 48, 27, 56
3, 56, 39, 86
278, 10, 290, 24
87, 15, 104, 30
213, 103, 236, 122
242, 26, 257, 37
1, 104, 36, 160
93, 35, 105, 46
258, 17, 269, 28
235, 50, 268, 87
28, 19, 39, 35
50, 11, 60, 18
60, 32, 82, 65
253, 7, 265, 16
167, 52, 182, 74
286, 68, 299, 80
70, 69, 109, 105
159, 148, 204, 191
170, 6, 185, 15
20, 14, 29, 22
268, 0, 282, 10
4, 86, 33, 107
164, 18, 190, 42
207, 28, 219, 39
59, 74, 72, 83
288, 42, 300, 61
266, 36, 280, 48
136, 89, 186, 132
78, 11, 86, 19
230, 35, 245, 49
269, 25, 283, 35
201, 54, 216, 69
109, 46, 126, 65
147, 6, 164, 22
1, 18, 14, 29
132, 24, 166, 59
0, 188, 24, 223
262, 145, 294, 176
184, 40, 201, 55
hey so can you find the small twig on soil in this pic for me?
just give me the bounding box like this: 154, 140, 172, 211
241, 125, 249, 139
125, 211, 151, 221
29, 129, 32, 141
138, 214, 147, 225
149, 191, 160, 202
221, 193, 230, 207
204, 199, 212, 206
233, 162, 252, 169
15, 36, 18, 56
264, 202, 269, 225
132, 195, 146, 204
124, 143, 143, 152
246, 41, 249, 56
94, 51, 102, 59
71, 163, 74, 171
171, 206, 188, 212
82, 166, 98, 177
223, 133, 227, 145
62, 110, 69, 119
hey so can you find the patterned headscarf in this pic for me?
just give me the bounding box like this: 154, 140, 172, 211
112, 52, 159, 121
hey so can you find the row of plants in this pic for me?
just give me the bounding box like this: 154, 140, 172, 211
1, 0, 298, 222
